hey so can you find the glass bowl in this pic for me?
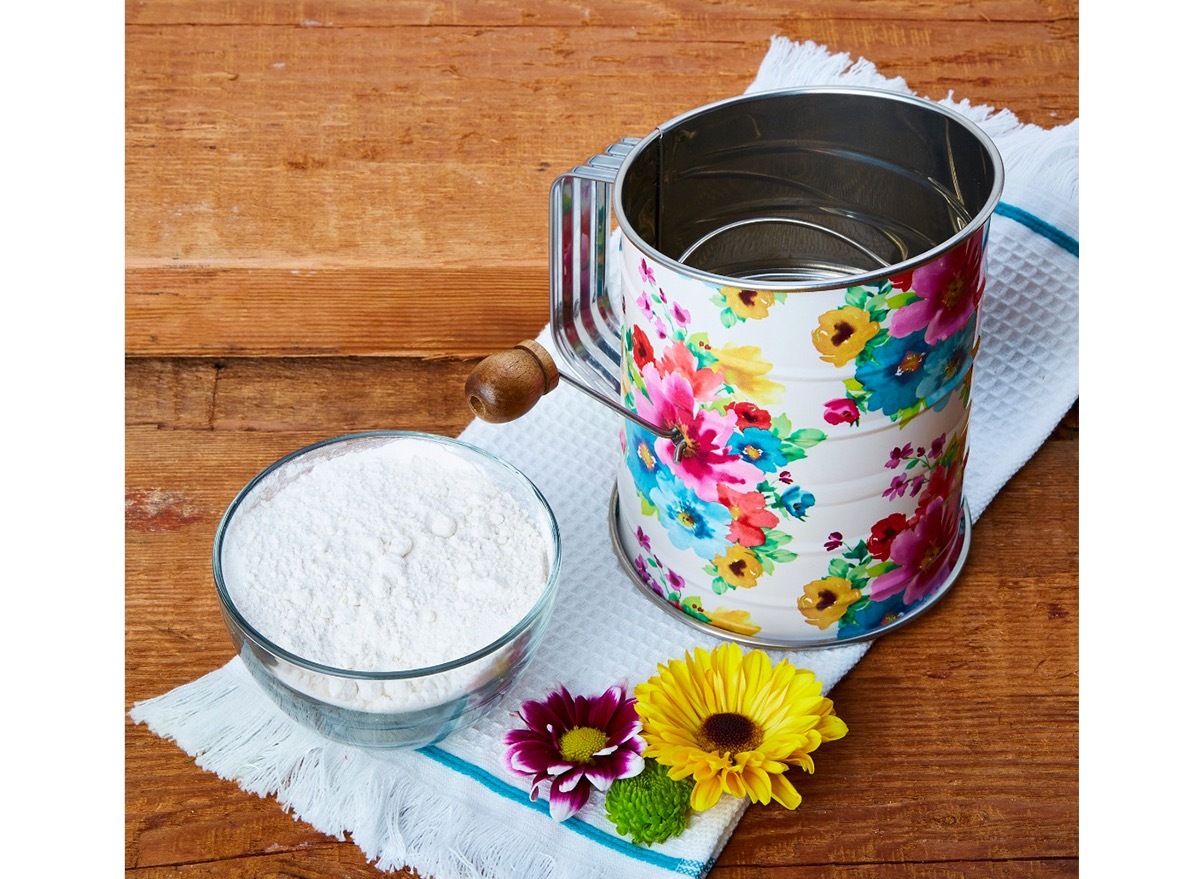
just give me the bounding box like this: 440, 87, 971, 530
212, 431, 561, 749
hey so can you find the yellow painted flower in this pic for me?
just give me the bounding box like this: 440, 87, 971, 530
797, 576, 862, 630
720, 286, 776, 320
812, 306, 880, 367
712, 343, 784, 404
707, 607, 762, 637
635, 642, 847, 811
714, 545, 764, 589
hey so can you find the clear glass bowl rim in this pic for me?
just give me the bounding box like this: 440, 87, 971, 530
212, 430, 562, 681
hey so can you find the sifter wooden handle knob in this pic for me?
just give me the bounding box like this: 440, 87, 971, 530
465, 340, 561, 423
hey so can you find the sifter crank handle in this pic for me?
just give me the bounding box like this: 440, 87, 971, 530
464, 340, 685, 460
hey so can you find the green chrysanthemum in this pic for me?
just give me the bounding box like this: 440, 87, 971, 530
604, 757, 694, 845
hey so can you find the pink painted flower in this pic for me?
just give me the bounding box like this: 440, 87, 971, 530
639, 258, 655, 285
504, 685, 646, 822
635, 365, 760, 501
869, 497, 960, 604
889, 230, 985, 344
885, 443, 914, 469
636, 526, 653, 552
660, 340, 722, 402
882, 474, 909, 501
636, 290, 654, 319
653, 317, 669, 339
671, 302, 691, 326
823, 398, 861, 427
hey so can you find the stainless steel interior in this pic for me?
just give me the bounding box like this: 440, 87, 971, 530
615, 88, 1003, 287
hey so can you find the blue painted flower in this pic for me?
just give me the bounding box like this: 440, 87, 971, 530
915, 317, 976, 410
625, 424, 663, 501
727, 427, 788, 473
648, 474, 732, 559
779, 485, 816, 520
855, 333, 933, 417
836, 591, 907, 640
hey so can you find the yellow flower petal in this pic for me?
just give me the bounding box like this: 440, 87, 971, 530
691, 775, 725, 812
769, 773, 803, 810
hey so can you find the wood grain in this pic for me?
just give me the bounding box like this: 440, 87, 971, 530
127, 2, 1078, 876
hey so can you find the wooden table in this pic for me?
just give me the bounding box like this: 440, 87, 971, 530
126, 2, 1079, 876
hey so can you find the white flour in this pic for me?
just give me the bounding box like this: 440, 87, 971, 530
221, 436, 552, 712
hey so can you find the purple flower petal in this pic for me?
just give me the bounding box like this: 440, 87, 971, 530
586, 686, 622, 729
548, 776, 592, 822
555, 765, 588, 793
506, 741, 558, 773
607, 749, 646, 781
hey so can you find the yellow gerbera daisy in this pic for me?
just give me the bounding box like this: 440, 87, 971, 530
634, 642, 848, 812
711, 343, 784, 403
812, 306, 880, 367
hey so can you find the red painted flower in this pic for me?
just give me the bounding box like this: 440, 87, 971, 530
717, 484, 780, 548
866, 512, 910, 560
823, 398, 861, 427
504, 685, 646, 822
728, 401, 772, 430
632, 325, 655, 371
916, 463, 954, 514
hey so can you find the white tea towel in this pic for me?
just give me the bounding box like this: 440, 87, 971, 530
130, 37, 1079, 879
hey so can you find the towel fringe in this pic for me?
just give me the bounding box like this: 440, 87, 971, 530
131, 660, 667, 878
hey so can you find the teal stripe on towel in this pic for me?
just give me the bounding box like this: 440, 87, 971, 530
996, 201, 1079, 256
421, 744, 703, 875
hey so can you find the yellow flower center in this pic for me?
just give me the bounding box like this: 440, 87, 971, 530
676, 509, 696, 529
896, 351, 925, 375
559, 726, 610, 764
728, 504, 742, 521
744, 445, 762, 461
698, 712, 763, 755
940, 275, 967, 309
637, 440, 655, 471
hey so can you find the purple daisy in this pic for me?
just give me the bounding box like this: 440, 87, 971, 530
503, 685, 645, 821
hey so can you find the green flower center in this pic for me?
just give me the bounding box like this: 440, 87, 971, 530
698, 712, 763, 754
559, 726, 610, 764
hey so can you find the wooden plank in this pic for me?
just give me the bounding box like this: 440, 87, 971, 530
125, 1, 1079, 28
125, 270, 547, 357
125, 18, 1076, 272
126, 356, 483, 429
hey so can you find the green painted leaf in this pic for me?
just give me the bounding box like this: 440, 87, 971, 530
789, 428, 828, 447
846, 286, 870, 309
720, 308, 739, 328
830, 558, 851, 578
865, 562, 897, 578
